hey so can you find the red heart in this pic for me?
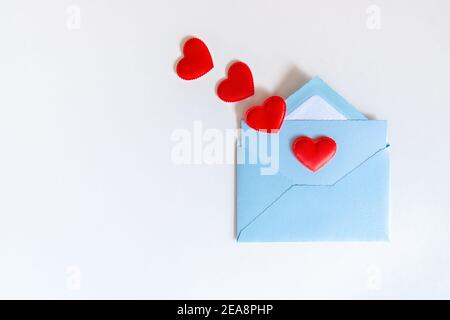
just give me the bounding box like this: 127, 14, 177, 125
217, 62, 254, 102
176, 38, 213, 80
292, 136, 337, 172
244, 96, 286, 133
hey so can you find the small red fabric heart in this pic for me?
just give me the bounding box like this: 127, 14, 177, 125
217, 62, 254, 102
244, 96, 286, 133
292, 136, 337, 172
176, 37, 213, 80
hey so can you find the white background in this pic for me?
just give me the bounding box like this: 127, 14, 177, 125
0, 0, 449, 299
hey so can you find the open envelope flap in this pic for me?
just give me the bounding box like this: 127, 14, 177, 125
285, 77, 367, 120
239, 120, 388, 185
278, 120, 388, 185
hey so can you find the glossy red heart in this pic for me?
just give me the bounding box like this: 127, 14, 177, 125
176, 38, 213, 80
292, 136, 337, 172
217, 62, 254, 102
244, 96, 286, 133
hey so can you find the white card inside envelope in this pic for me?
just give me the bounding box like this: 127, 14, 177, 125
285, 95, 347, 120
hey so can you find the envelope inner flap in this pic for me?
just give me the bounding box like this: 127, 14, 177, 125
278, 120, 387, 185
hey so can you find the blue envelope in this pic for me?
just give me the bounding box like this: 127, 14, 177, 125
236, 77, 390, 242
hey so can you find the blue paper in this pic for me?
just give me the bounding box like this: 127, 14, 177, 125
236, 77, 390, 242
